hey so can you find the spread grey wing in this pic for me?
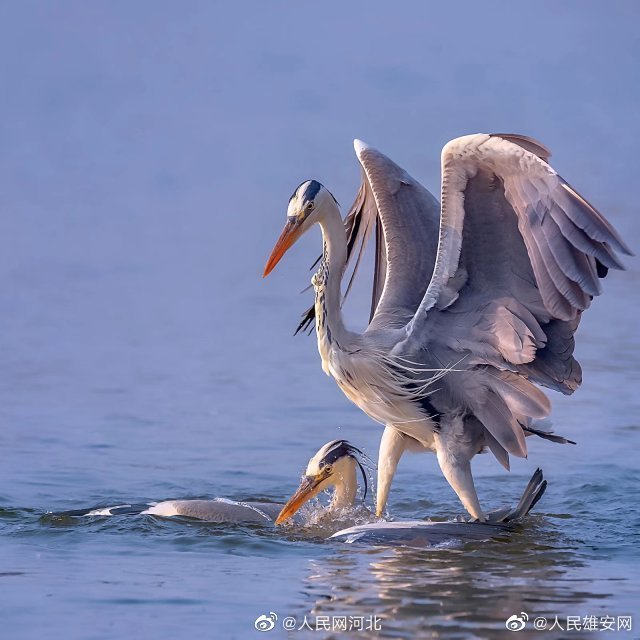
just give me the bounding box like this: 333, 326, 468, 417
400, 133, 631, 462
352, 140, 440, 330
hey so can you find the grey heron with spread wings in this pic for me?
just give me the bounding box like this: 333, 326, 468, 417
263, 134, 631, 521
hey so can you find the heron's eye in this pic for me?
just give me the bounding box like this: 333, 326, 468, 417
323, 464, 333, 474
306, 201, 314, 211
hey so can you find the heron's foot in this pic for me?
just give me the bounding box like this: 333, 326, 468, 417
469, 515, 488, 523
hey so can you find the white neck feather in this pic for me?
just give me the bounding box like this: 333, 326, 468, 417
314, 204, 353, 349
330, 460, 358, 509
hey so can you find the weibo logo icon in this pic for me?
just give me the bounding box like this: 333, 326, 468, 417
254, 612, 278, 632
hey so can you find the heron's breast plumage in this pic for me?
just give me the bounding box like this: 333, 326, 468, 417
313, 281, 435, 446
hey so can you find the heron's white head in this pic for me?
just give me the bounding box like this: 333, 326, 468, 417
263, 180, 338, 277
275, 439, 367, 525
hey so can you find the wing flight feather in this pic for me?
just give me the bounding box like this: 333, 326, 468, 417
400, 133, 630, 465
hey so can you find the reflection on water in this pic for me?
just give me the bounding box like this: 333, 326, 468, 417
301, 520, 619, 638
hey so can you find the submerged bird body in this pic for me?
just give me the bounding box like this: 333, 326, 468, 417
264, 134, 631, 520
142, 499, 283, 523
64, 498, 286, 524
331, 467, 548, 547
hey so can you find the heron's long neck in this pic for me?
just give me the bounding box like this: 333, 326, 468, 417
315, 206, 351, 346
330, 464, 358, 509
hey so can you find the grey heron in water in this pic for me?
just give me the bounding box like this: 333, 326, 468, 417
64, 440, 368, 524
263, 134, 631, 521
62, 438, 547, 546
143, 440, 369, 522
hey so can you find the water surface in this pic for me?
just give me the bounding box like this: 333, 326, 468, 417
1, 2, 639, 638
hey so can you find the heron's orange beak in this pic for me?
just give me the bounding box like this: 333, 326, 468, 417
275, 474, 324, 524
263, 219, 302, 277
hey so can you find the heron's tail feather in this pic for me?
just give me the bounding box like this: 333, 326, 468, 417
504, 468, 547, 522
485, 469, 547, 523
